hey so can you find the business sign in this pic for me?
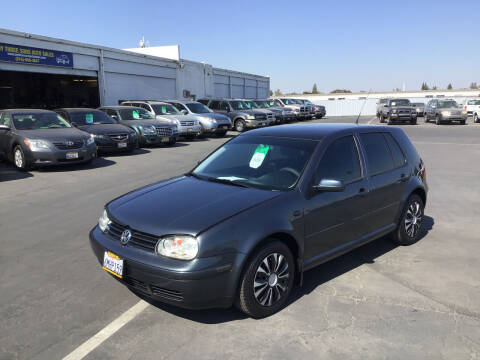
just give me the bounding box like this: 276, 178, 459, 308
0, 42, 73, 68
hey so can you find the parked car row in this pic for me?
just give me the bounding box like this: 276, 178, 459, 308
0, 98, 327, 170
377, 98, 471, 125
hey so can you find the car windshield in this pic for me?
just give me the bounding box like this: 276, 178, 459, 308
303, 100, 313, 105
254, 101, 268, 108
119, 108, 154, 120
390, 99, 411, 106
244, 101, 260, 109
282, 99, 301, 105
12, 113, 72, 130
438, 100, 457, 108
230, 101, 250, 110
192, 135, 318, 191
151, 104, 180, 115
269, 99, 283, 107
69, 111, 116, 125
186, 103, 212, 114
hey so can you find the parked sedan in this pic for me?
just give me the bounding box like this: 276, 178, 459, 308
411, 103, 425, 117
0, 109, 96, 170
90, 123, 427, 318
98, 106, 178, 146
166, 100, 231, 137
55, 108, 138, 153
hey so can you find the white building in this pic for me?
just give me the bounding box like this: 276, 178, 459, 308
0, 28, 270, 109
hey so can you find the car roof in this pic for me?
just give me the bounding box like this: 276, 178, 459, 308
242, 123, 392, 140
122, 100, 169, 104
1, 109, 56, 113
100, 105, 143, 109
56, 108, 101, 112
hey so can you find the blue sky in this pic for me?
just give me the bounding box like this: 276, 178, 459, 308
1, 0, 479, 93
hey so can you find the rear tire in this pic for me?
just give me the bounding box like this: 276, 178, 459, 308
390, 194, 424, 246
236, 241, 295, 318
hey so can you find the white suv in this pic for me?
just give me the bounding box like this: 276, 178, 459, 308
463, 99, 480, 115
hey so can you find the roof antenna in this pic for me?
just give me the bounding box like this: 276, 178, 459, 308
356, 89, 372, 125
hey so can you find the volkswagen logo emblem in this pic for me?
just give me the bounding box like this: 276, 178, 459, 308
120, 229, 131, 245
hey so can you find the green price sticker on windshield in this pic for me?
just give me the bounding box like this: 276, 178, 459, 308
85, 114, 93, 124
249, 144, 269, 169
161, 106, 167, 113
132, 110, 140, 119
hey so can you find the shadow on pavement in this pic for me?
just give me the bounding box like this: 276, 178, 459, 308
101, 148, 150, 157
37, 157, 116, 173
134, 216, 434, 323
0, 162, 33, 182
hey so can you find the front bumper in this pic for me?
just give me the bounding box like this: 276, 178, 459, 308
178, 124, 201, 137
390, 113, 417, 120
89, 226, 245, 309
202, 122, 231, 133
26, 144, 97, 166
140, 133, 178, 146
440, 114, 467, 121
95, 137, 137, 152
245, 119, 270, 128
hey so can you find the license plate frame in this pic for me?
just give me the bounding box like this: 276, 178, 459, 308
66, 152, 78, 159
102, 251, 124, 278
117, 142, 127, 148
161, 137, 170, 143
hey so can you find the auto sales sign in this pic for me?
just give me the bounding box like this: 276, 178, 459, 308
0, 42, 73, 68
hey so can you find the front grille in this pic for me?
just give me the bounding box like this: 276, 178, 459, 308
180, 121, 194, 126
108, 133, 128, 142
300, 106, 309, 113
267, 113, 274, 121
155, 126, 173, 137
53, 140, 83, 150
122, 277, 184, 301
255, 114, 266, 120
107, 221, 158, 252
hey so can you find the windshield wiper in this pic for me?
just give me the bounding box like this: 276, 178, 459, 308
205, 177, 250, 188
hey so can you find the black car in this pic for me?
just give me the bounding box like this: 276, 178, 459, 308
98, 106, 178, 147
0, 109, 97, 170
55, 108, 138, 153
90, 124, 427, 318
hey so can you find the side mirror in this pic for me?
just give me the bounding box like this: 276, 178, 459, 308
0, 124, 10, 131
181, 109, 188, 115
111, 115, 118, 120
313, 179, 345, 192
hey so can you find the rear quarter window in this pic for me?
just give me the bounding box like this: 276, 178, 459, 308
359, 133, 394, 176
384, 133, 406, 168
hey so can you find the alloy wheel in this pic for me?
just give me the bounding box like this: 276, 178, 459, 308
14, 149, 24, 168
405, 201, 423, 238
253, 253, 289, 307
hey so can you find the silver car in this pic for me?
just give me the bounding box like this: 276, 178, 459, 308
424, 99, 468, 125
121, 101, 201, 140
166, 100, 232, 137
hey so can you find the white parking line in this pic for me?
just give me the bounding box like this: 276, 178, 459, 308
367, 116, 377, 124
62, 300, 149, 360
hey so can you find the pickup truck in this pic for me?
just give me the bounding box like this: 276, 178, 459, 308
379, 98, 417, 125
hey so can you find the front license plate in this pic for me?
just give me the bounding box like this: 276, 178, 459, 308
187, 128, 193, 132
161, 137, 170, 142
102, 251, 123, 278
117, 142, 127, 148
66, 152, 78, 159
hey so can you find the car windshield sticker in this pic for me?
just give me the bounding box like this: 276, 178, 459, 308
85, 114, 94, 124
161, 106, 167, 113
249, 144, 270, 169
132, 110, 140, 119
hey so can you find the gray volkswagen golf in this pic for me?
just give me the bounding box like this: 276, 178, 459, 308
90, 124, 427, 318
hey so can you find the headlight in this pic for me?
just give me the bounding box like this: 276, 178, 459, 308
92, 134, 105, 139
139, 125, 157, 135
86, 135, 95, 145
292, 108, 299, 112
392, 109, 397, 113
98, 209, 111, 233
156, 235, 198, 260
462, 110, 467, 115
416, 108, 421, 111
441, 111, 451, 116
24, 139, 51, 150
245, 115, 255, 120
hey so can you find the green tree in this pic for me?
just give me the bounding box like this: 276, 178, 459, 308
421, 82, 430, 90
312, 83, 318, 94
274, 89, 283, 96
470, 82, 478, 89
269, 90, 273, 96
447, 83, 453, 90
432, 85, 437, 90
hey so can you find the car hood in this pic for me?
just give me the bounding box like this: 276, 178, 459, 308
197, 113, 231, 121
159, 114, 198, 122
18, 128, 89, 141
236, 109, 267, 116
121, 119, 169, 128
77, 124, 132, 135
107, 176, 281, 236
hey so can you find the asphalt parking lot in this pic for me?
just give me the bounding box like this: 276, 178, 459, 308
1, 115, 479, 360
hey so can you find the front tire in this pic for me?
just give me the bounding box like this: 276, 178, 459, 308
234, 119, 246, 132
436, 115, 442, 125
474, 113, 479, 123
13, 145, 30, 171
390, 194, 424, 246
410, 118, 417, 125
236, 241, 295, 318
379, 114, 385, 123
387, 114, 394, 125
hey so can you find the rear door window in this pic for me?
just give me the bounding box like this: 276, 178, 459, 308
209, 101, 220, 110
359, 133, 394, 176
384, 133, 406, 168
